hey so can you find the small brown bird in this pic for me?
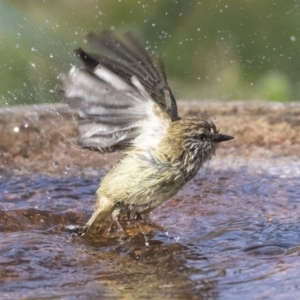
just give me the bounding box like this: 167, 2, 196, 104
57, 31, 233, 237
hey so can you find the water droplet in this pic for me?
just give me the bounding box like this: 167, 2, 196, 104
15, 44, 20, 48
13, 127, 19, 133
65, 164, 71, 170
290, 36, 296, 42
31, 47, 37, 52
145, 241, 149, 247
53, 161, 59, 168
23, 123, 28, 128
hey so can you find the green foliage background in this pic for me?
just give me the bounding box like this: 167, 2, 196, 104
1, 0, 300, 106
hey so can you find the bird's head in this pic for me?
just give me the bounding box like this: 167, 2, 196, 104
168, 117, 234, 165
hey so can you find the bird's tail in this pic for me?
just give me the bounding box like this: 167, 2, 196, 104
82, 200, 115, 236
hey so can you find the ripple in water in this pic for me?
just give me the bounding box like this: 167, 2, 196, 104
0, 157, 300, 299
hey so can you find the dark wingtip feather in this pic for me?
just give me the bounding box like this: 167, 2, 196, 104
74, 48, 99, 70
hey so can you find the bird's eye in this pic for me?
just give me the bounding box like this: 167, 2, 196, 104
198, 134, 206, 140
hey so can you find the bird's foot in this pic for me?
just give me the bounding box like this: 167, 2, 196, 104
104, 221, 129, 239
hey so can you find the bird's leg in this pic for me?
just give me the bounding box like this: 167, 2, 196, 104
141, 212, 150, 222
135, 212, 165, 231
111, 207, 129, 238
127, 209, 131, 220
134, 212, 150, 222
128, 208, 137, 220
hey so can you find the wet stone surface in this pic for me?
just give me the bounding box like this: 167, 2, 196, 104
0, 102, 300, 299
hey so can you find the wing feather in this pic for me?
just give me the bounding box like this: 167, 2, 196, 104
83, 31, 178, 120
57, 31, 177, 152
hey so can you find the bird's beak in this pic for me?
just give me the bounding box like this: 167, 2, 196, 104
213, 134, 234, 143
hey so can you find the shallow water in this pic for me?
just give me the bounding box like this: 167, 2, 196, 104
1, 155, 300, 299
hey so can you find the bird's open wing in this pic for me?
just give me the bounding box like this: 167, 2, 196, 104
57, 30, 178, 152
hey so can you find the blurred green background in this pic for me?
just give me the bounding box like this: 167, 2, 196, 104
1, 0, 300, 106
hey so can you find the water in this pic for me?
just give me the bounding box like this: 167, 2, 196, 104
1, 155, 300, 299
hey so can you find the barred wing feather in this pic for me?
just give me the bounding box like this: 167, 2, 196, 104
57, 31, 178, 152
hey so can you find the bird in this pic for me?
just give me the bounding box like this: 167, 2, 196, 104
57, 30, 234, 237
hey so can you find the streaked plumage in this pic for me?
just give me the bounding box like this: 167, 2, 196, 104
57, 31, 233, 236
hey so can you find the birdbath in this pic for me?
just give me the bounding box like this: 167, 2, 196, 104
1, 101, 300, 299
